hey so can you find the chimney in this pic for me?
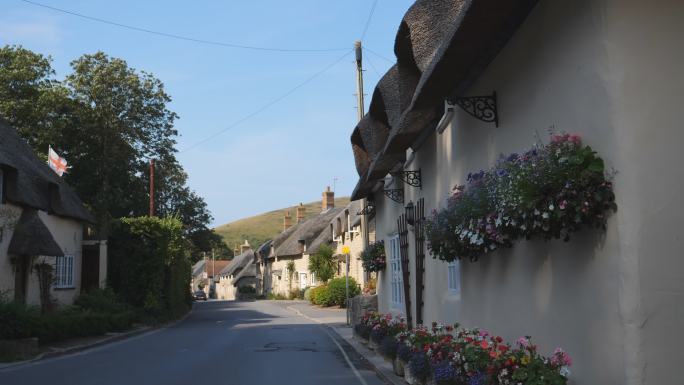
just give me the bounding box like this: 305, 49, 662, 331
233, 244, 240, 256
322, 186, 334, 211
241, 239, 251, 254
283, 210, 293, 230
296, 203, 306, 223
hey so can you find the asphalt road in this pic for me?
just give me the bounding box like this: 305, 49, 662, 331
0, 300, 387, 385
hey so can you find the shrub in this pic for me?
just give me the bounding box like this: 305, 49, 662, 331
308, 244, 336, 283
75, 288, 129, 314
288, 288, 301, 300
0, 296, 38, 339
303, 287, 313, 301
108, 217, 191, 321
326, 277, 360, 307
238, 286, 256, 294
35, 309, 134, 344
267, 292, 287, 300
309, 285, 331, 306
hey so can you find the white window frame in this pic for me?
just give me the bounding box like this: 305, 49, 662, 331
447, 260, 461, 294
54, 254, 75, 288
387, 234, 403, 308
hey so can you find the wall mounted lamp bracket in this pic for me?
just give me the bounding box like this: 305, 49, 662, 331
447, 91, 498, 127
384, 189, 405, 204
391, 170, 422, 189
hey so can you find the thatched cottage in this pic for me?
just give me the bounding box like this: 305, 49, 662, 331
0, 119, 106, 306
348, 0, 684, 384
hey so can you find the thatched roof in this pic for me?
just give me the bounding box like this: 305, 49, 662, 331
351, 0, 539, 199
255, 240, 272, 262
219, 249, 254, 277
8, 209, 64, 256
191, 259, 206, 277
231, 261, 256, 285
0, 119, 95, 222
274, 207, 343, 257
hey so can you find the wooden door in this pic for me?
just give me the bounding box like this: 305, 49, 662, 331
14, 256, 29, 303
81, 246, 100, 292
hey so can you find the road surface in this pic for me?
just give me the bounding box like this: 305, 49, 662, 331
0, 300, 387, 385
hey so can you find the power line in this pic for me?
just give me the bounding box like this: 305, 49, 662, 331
21, 0, 349, 53
365, 54, 383, 78
179, 50, 353, 153
365, 47, 394, 63
360, 0, 378, 41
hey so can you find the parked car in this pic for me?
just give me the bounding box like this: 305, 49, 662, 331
192, 290, 207, 301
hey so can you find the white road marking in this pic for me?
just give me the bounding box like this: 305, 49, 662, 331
286, 305, 369, 385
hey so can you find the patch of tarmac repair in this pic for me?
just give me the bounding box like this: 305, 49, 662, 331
253, 341, 318, 353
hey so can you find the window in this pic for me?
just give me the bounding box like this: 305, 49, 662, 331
310, 273, 316, 286
54, 255, 74, 288
388, 234, 403, 307
447, 261, 461, 294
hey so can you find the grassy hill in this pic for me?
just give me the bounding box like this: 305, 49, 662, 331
214, 197, 350, 251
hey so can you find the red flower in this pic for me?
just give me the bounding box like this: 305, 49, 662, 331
480, 341, 489, 349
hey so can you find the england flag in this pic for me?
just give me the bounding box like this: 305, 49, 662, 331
48, 146, 68, 177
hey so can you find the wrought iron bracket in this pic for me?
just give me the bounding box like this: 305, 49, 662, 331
384, 189, 404, 204
391, 170, 422, 189
447, 91, 498, 127
357, 201, 375, 216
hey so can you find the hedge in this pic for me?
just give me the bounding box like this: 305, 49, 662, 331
308, 277, 360, 307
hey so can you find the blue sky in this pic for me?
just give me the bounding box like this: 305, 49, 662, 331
1, 0, 413, 226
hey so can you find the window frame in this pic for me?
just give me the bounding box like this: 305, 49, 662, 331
387, 234, 403, 308
54, 254, 75, 289
447, 260, 461, 295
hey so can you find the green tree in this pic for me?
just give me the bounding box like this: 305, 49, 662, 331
0, 46, 223, 255
308, 244, 336, 283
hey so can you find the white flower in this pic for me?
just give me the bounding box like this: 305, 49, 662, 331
560, 366, 571, 377
549, 204, 555, 211
542, 212, 549, 219
534, 209, 541, 216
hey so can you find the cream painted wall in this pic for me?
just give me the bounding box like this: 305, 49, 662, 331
269, 254, 313, 296
334, 224, 366, 287
0, 203, 84, 306
371, 1, 684, 384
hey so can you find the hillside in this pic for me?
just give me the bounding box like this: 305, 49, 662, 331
214, 197, 350, 251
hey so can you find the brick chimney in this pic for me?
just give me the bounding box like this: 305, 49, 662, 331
322, 186, 334, 211
283, 210, 293, 230
241, 239, 251, 253
296, 203, 306, 223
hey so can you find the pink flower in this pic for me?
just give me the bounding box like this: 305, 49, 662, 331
551, 348, 573, 367
479, 329, 490, 338
569, 134, 581, 144
517, 337, 530, 347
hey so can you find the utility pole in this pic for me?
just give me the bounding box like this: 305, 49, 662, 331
149, 159, 155, 217
355, 41, 370, 251
355, 41, 365, 121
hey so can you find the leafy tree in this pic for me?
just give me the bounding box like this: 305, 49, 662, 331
308, 244, 336, 283
0, 46, 224, 255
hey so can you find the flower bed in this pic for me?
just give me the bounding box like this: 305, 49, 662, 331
361, 241, 387, 272
356, 312, 572, 385
426, 134, 617, 262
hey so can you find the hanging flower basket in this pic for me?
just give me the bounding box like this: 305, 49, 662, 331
426, 133, 617, 263
361, 241, 386, 272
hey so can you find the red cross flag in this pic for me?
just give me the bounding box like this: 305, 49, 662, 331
48, 146, 68, 177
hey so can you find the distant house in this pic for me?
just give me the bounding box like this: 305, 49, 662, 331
203, 258, 232, 299
0, 119, 106, 306
216, 241, 255, 300
263, 187, 343, 296
329, 201, 366, 287
190, 259, 208, 294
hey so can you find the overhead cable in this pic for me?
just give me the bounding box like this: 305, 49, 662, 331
21, 0, 349, 53
179, 49, 353, 152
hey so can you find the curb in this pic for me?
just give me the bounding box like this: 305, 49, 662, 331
285, 304, 404, 385
0, 309, 192, 371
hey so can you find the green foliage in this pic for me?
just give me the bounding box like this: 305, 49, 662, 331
267, 292, 287, 300
0, 295, 39, 340
309, 285, 330, 306
74, 288, 129, 314
326, 277, 360, 307
107, 216, 191, 320
308, 243, 336, 283
303, 287, 313, 301
361, 241, 386, 272
0, 45, 221, 257
238, 286, 256, 294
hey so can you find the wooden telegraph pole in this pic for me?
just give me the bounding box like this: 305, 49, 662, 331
149, 159, 155, 217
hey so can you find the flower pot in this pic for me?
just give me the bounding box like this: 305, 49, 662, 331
404, 364, 424, 385
393, 357, 405, 377
368, 338, 380, 351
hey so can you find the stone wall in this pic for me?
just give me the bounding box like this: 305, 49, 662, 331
348, 294, 377, 326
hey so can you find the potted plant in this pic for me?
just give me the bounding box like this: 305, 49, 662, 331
360, 241, 386, 273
